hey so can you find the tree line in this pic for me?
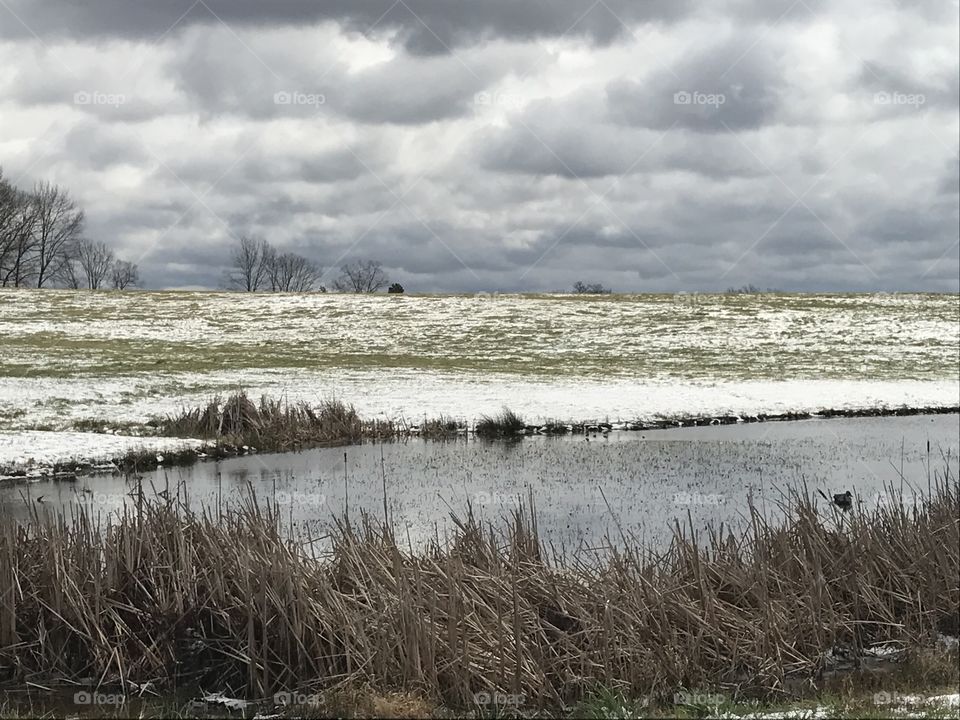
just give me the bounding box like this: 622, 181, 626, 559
0, 167, 139, 290
228, 235, 401, 293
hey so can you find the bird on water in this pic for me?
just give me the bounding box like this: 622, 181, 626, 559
818, 489, 852, 511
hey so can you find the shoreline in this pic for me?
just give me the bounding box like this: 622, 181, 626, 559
1, 402, 957, 482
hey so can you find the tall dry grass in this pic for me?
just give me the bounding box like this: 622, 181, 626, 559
160, 391, 462, 451
0, 476, 956, 709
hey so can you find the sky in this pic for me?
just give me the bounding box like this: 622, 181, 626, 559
0, 0, 957, 292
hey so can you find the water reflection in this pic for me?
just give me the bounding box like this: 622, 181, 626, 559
2, 415, 956, 551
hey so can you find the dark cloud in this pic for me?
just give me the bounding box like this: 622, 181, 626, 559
0, 0, 692, 52
0, 0, 956, 293
606, 35, 784, 133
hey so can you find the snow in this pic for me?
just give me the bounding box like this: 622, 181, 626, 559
0, 374, 956, 430
1, 290, 957, 469
0, 430, 202, 472
717, 693, 960, 718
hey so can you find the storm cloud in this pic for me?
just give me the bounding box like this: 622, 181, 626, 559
0, 0, 956, 292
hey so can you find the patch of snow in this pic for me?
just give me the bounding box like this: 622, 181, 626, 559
936, 634, 959, 651
0, 431, 202, 472
864, 643, 904, 657
718, 708, 829, 719
199, 693, 248, 711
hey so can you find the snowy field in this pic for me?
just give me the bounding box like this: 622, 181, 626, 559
0, 289, 957, 468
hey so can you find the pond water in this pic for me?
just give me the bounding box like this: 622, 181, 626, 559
2, 414, 957, 551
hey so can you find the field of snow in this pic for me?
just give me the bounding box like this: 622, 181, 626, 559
0, 289, 957, 467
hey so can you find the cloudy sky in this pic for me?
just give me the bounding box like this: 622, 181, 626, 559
1, 0, 957, 292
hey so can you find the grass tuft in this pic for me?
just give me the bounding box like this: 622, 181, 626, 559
474, 407, 526, 438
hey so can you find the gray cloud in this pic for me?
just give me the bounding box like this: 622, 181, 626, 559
606, 35, 784, 133
0, 0, 956, 293
0, 0, 692, 52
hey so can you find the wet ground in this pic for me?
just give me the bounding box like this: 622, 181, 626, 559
2, 414, 957, 551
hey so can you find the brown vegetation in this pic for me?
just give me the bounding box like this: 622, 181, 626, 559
159, 391, 464, 451
0, 472, 956, 712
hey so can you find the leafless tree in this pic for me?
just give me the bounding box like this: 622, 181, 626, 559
30, 181, 84, 288
333, 259, 388, 293
572, 281, 612, 294
75, 239, 115, 289
61, 258, 83, 289
111, 260, 139, 290
266, 250, 323, 292
0, 170, 39, 287
229, 235, 269, 291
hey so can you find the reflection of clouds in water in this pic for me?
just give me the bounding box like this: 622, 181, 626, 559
2, 415, 957, 553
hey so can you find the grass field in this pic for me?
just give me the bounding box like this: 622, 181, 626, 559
1, 290, 957, 439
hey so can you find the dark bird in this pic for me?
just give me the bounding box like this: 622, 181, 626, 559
35, 496, 45, 503
819, 489, 852, 511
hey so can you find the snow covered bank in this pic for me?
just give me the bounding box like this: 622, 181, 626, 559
0, 431, 203, 476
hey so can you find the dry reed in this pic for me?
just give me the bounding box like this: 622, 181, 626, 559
160, 392, 403, 450
0, 475, 956, 711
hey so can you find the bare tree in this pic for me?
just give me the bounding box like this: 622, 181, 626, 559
0, 171, 38, 287
30, 181, 84, 288
229, 235, 269, 291
333, 260, 388, 293
111, 260, 139, 290
572, 281, 612, 294
75, 239, 114, 289
61, 257, 83, 289
266, 250, 323, 292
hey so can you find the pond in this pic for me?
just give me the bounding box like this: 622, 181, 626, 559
3, 414, 957, 551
